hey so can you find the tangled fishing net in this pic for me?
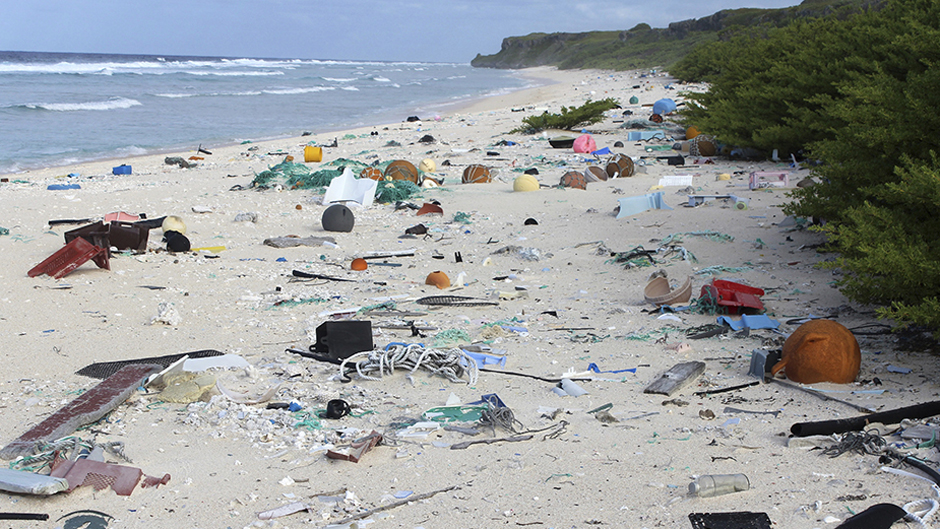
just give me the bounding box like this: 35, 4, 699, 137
250, 160, 342, 190
375, 180, 422, 203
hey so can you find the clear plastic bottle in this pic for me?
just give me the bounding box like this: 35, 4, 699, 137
688, 474, 750, 497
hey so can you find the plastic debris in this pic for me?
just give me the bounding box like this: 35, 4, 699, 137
616, 191, 672, 219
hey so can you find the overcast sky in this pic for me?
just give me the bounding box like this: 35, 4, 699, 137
1, 0, 801, 63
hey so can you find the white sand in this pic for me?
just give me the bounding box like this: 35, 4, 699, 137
1, 67, 938, 529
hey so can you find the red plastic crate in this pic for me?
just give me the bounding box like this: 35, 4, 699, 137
28, 237, 109, 279
700, 279, 764, 314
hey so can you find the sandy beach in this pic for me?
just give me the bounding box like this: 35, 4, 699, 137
2, 66, 938, 529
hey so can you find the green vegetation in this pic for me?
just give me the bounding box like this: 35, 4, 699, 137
471, 0, 877, 71
673, 0, 940, 332
510, 98, 620, 134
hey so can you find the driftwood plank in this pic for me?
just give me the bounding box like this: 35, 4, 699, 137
644, 361, 706, 396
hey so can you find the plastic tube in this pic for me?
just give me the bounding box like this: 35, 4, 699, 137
790, 400, 940, 437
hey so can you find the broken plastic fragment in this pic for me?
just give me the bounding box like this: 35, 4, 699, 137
553, 378, 588, 397
326, 431, 382, 463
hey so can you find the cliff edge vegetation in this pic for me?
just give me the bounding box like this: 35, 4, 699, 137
471, 0, 880, 70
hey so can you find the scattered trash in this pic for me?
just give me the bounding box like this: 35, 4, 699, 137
1, 364, 161, 460
749, 171, 789, 190
28, 237, 109, 279
339, 343, 478, 384
313, 321, 374, 360
688, 473, 749, 497
771, 319, 861, 384
513, 174, 540, 192
553, 378, 588, 397
416, 202, 443, 216
150, 301, 181, 326
689, 512, 771, 528
423, 270, 450, 289
323, 167, 377, 207
644, 361, 706, 396
716, 314, 779, 331
0, 468, 69, 495
699, 279, 764, 314
326, 431, 382, 463
50, 454, 169, 496
616, 191, 672, 219
264, 235, 336, 248
234, 212, 258, 222
687, 194, 749, 210
644, 272, 692, 306
165, 156, 195, 169
322, 203, 356, 232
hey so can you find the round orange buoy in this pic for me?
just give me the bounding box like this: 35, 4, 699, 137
606, 153, 635, 178
462, 164, 491, 184
583, 166, 607, 183
296, 204, 302, 210
351, 258, 368, 271
690, 135, 717, 157
360, 166, 384, 181
560, 171, 587, 190
425, 270, 450, 289
384, 160, 419, 183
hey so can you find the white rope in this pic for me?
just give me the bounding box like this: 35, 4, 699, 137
880, 466, 940, 528
339, 344, 478, 385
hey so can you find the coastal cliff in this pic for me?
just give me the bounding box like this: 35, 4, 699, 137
471, 0, 882, 70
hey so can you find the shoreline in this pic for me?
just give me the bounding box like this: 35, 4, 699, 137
0, 67, 560, 179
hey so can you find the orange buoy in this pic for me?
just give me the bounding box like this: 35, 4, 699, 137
360, 166, 384, 181
462, 164, 491, 184
384, 160, 419, 183
351, 258, 368, 271
771, 320, 861, 384
560, 171, 587, 190
606, 153, 635, 178
425, 270, 450, 289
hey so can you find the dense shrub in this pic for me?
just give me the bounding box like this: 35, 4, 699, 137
677, 0, 940, 331
511, 98, 620, 134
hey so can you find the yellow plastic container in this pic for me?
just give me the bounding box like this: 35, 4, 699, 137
304, 146, 323, 163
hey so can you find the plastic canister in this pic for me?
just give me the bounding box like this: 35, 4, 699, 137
304, 146, 323, 163
689, 474, 749, 497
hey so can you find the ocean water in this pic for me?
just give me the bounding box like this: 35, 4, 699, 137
0, 51, 532, 174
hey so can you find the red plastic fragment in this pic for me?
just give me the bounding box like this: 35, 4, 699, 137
50, 456, 142, 496
27, 237, 109, 279
141, 473, 171, 488
701, 279, 765, 314
0, 364, 161, 460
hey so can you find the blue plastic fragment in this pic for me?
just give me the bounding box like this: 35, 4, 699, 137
47, 184, 81, 190
479, 393, 506, 408
587, 363, 637, 374
616, 191, 672, 219
887, 365, 912, 374
717, 314, 780, 331
288, 402, 303, 412
276, 257, 287, 262
592, 147, 611, 156
461, 350, 506, 368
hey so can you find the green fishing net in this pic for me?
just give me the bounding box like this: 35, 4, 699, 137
250, 160, 342, 190
375, 180, 422, 203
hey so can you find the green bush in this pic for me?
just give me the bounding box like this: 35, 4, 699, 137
679, 0, 940, 331
512, 98, 620, 134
